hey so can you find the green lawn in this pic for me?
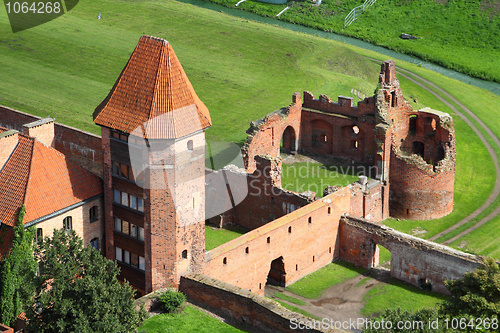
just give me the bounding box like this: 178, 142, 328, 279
362, 279, 448, 317
206, 0, 500, 82
281, 160, 362, 197
204, 225, 247, 251
273, 300, 320, 320
140, 305, 245, 332
449, 215, 500, 260
272, 292, 306, 306
285, 260, 368, 299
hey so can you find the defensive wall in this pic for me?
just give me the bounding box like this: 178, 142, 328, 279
339, 215, 483, 294
179, 273, 341, 333
0, 105, 103, 176
203, 187, 350, 296
242, 93, 302, 173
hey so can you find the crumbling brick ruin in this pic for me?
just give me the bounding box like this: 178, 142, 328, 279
243, 60, 456, 221
0, 35, 479, 331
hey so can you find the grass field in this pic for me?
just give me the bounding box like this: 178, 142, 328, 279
206, 0, 500, 82
281, 161, 362, 197
205, 225, 247, 251
361, 279, 448, 317
285, 261, 368, 299
1, 0, 500, 324
140, 305, 245, 332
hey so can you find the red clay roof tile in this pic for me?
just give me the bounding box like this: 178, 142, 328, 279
0, 133, 102, 227
93, 35, 211, 139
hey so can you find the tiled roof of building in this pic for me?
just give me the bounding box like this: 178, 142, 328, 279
93, 35, 211, 139
0, 132, 102, 227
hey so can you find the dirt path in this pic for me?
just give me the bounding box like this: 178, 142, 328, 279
266, 268, 392, 332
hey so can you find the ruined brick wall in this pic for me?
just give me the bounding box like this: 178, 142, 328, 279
348, 180, 388, 222
339, 216, 483, 294
242, 93, 302, 173
203, 188, 350, 296
300, 92, 377, 166
0, 106, 103, 176
228, 155, 314, 230
179, 274, 340, 333
374, 61, 456, 220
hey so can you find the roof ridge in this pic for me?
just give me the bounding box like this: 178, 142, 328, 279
22, 137, 37, 220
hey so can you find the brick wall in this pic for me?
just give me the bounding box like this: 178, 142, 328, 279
229, 155, 314, 230
203, 188, 350, 295
0, 106, 103, 176
300, 92, 377, 165
179, 273, 341, 333
339, 216, 483, 294
242, 93, 302, 173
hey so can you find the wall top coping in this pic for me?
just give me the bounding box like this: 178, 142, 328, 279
205, 187, 349, 261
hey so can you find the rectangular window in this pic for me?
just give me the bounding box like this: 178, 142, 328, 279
36, 228, 43, 244
113, 189, 121, 203
122, 221, 130, 235
121, 192, 128, 206
114, 218, 122, 232
115, 247, 122, 261
112, 161, 119, 176
119, 163, 128, 179
123, 250, 130, 264
130, 195, 137, 210
139, 256, 145, 271
131, 253, 139, 268
138, 227, 144, 241
131, 224, 137, 238
137, 198, 144, 212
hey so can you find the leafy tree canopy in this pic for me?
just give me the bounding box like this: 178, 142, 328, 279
26, 229, 147, 333
441, 258, 500, 319
0, 205, 37, 327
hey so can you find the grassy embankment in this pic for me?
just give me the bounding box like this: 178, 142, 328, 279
1, 0, 499, 319
205, 0, 500, 82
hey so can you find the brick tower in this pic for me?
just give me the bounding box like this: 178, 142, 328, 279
94, 35, 211, 294
375, 60, 456, 220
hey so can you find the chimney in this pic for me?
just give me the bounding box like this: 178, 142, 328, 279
0, 129, 19, 171
22, 117, 55, 147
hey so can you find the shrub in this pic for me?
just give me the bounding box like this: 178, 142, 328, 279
158, 289, 186, 313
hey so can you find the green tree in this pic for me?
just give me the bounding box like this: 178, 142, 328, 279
26, 229, 147, 333
0, 205, 37, 327
440, 258, 500, 319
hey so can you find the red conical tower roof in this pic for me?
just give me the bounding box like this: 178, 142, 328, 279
93, 35, 211, 139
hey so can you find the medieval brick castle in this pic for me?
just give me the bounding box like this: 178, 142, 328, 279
0, 36, 482, 323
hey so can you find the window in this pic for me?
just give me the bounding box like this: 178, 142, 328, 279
187, 140, 193, 151
36, 228, 43, 244
115, 218, 122, 232
113, 189, 121, 203
308, 217, 312, 224
182, 250, 187, 259
124, 250, 130, 264
90, 238, 99, 250
115, 246, 123, 261
112, 161, 135, 182
114, 217, 144, 242
111, 130, 128, 142
89, 205, 98, 222
139, 256, 145, 271
131, 253, 139, 268
63, 216, 72, 231
113, 189, 144, 212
